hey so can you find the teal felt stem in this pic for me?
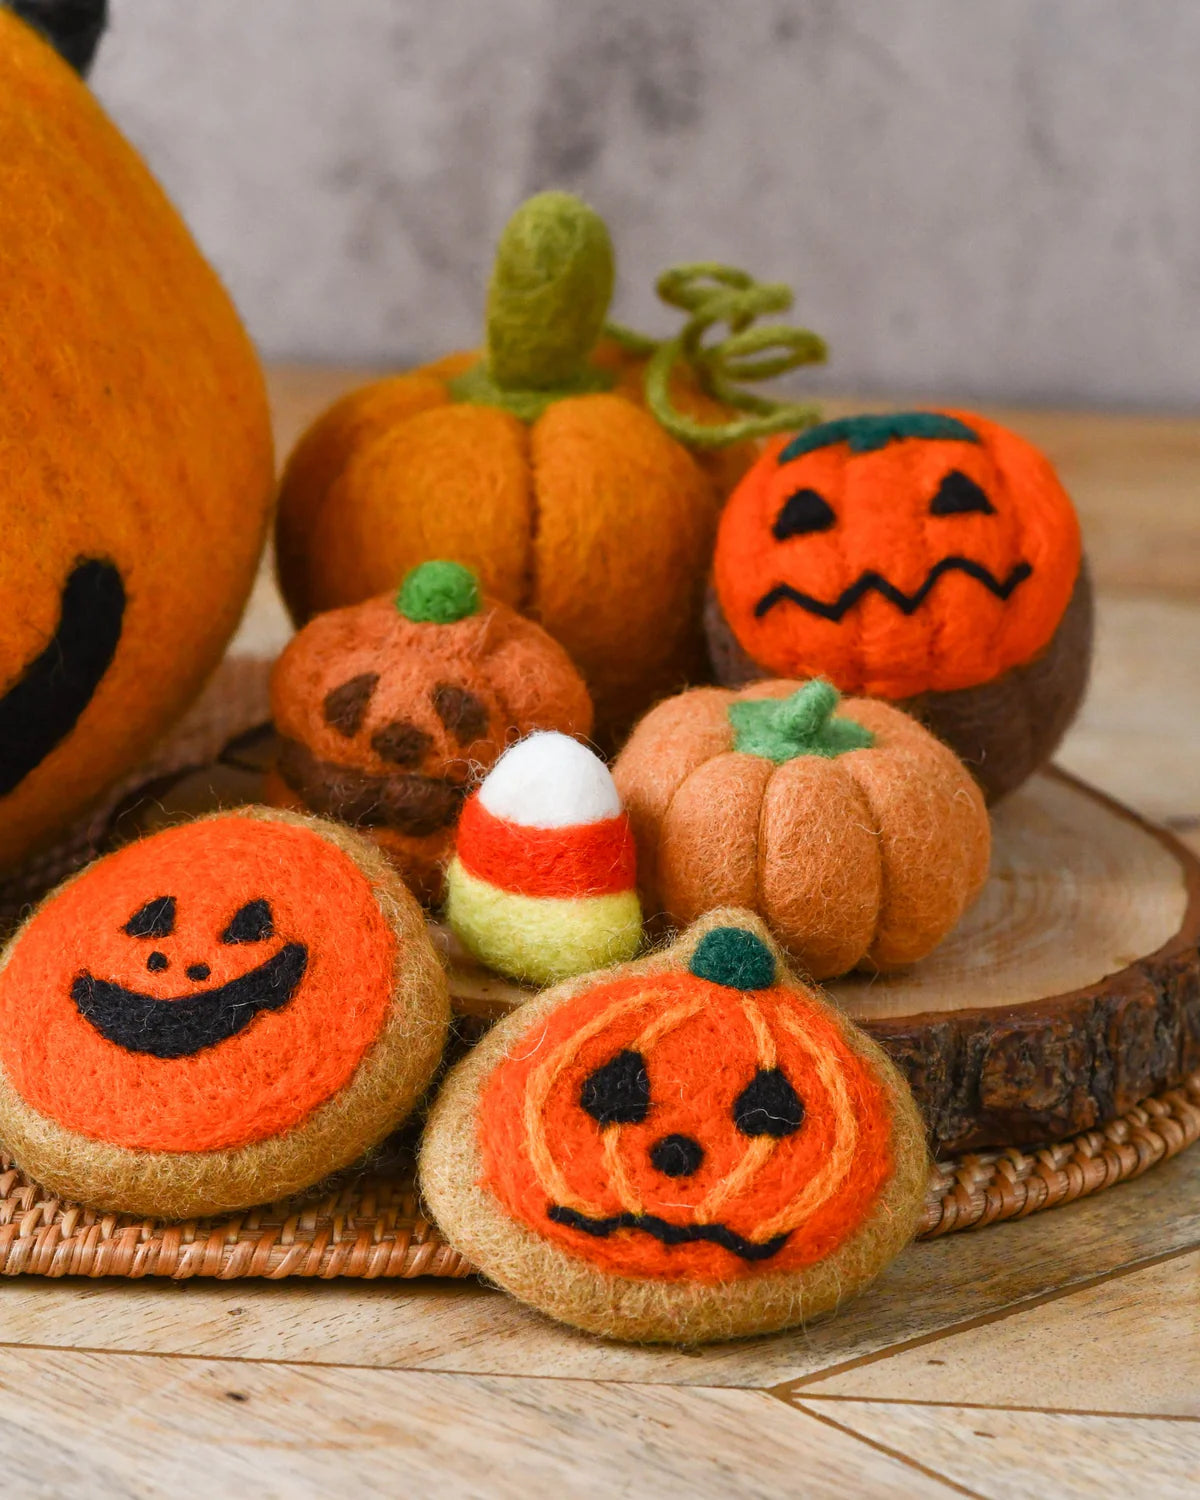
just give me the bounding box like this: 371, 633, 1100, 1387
727, 680, 874, 763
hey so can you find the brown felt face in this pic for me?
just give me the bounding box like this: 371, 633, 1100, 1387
272, 598, 512, 840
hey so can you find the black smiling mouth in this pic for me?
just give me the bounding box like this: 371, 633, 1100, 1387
547, 1205, 790, 1262
755, 556, 1033, 624
71, 942, 309, 1059
0, 558, 125, 797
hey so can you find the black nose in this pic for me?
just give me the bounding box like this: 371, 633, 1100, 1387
185, 963, 212, 983
649, 1134, 704, 1178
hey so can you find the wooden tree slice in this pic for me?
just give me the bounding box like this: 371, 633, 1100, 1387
442, 770, 1200, 1155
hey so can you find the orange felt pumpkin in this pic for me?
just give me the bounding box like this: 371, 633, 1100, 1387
0, 807, 450, 1219
0, 13, 274, 868
612, 679, 990, 979
419, 912, 928, 1343
267, 561, 594, 903
708, 411, 1092, 801
276, 194, 825, 737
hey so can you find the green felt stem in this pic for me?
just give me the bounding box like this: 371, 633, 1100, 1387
727, 681, 874, 763
396, 560, 481, 624
446, 199, 829, 445
447, 192, 617, 419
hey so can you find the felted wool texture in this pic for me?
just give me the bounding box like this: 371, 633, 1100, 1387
613, 682, 990, 980
269, 587, 593, 904
0, 14, 273, 872
275, 382, 722, 742
455, 798, 637, 900
10, 0, 107, 74
445, 859, 643, 987
0, 807, 450, 1220
477, 731, 621, 829
711, 410, 1083, 702
419, 908, 930, 1344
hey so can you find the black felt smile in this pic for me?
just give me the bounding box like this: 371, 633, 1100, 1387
755, 557, 1033, 623
548, 1205, 789, 1262
0, 558, 125, 797
71, 943, 309, 1059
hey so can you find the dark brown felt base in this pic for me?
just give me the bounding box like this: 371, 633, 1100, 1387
703, 562, 1095, 804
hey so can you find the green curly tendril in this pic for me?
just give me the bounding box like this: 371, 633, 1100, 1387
448, 193, 827, 449
606, 263, 827, 448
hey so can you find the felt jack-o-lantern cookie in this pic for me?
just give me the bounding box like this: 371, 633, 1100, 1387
0, 807, 450, 1219
267, 561, 593, 904
0, 11, 274, 870
420, 911, 929, 1343
446, 731, 643, 986
613, 679, 989, 979
707, 411, 1093, 801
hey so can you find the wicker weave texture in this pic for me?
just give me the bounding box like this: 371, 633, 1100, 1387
0, 1073, 1195, 1281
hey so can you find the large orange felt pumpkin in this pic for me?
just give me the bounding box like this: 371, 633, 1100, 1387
0, 13, 274, 868
0, 808, 449, 1219
708, 411, 1092, 800
267, 561, 594, 903
276, 194, 825, 737
420, 911, 928, 1343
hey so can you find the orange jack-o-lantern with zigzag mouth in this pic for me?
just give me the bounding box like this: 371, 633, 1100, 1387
419, 912, 929, 1343
0, 808, 450, 1219
707, 411, 1093, 801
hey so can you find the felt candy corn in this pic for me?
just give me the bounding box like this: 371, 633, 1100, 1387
445, 732, 642, 986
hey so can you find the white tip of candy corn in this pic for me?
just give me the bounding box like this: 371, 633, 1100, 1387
477, 731, 620, 829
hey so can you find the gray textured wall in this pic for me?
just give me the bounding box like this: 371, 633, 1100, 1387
91, 0, 1200, 408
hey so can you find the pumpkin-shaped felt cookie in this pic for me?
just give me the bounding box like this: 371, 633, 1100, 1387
420, 911, 929, 1343
267, 561, 593, 904
612, 679, 990, 979
276, 192, 826, 737
0, 808, 450, 1219
0, 11, 274, 869
707, 411, 1093, 801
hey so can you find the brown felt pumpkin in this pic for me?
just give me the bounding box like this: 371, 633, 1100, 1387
707, 411, 1092, 802
267, 561, 594, 903
420, 910, 929, 1343
612, 679, 990, 979
276, 193, 826, 738
0, 12, 274, 869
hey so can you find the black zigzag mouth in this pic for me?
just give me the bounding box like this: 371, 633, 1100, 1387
71, 943, 309, 1059
0, 558, 125, 797
755, 557, 1033, 623
547, 1204, 790, 1262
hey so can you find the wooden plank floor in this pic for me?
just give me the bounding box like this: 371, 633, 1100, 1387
2, 369, 1196, 1498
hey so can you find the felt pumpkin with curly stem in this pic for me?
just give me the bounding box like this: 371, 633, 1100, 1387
267, 561, 594, 904
0, 10, 274, 870
612, 678, 990, 980
275, 192, 826, 737
706, 411, 1092, 802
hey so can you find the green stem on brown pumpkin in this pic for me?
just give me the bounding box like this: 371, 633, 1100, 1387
727, 680, 874, 762
449, 194, 828, 443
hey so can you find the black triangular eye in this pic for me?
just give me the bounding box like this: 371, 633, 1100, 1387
124, 896, 176, 940
930, 470, 995, 516
773, 488, 836, 540
221, 899, 274, 944
580, 1050, 650, 1126
734, 1068, 805, 1138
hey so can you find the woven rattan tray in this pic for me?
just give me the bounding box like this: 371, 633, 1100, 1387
1, 1073, 1195, 1279
1, 657, 1197, 1280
